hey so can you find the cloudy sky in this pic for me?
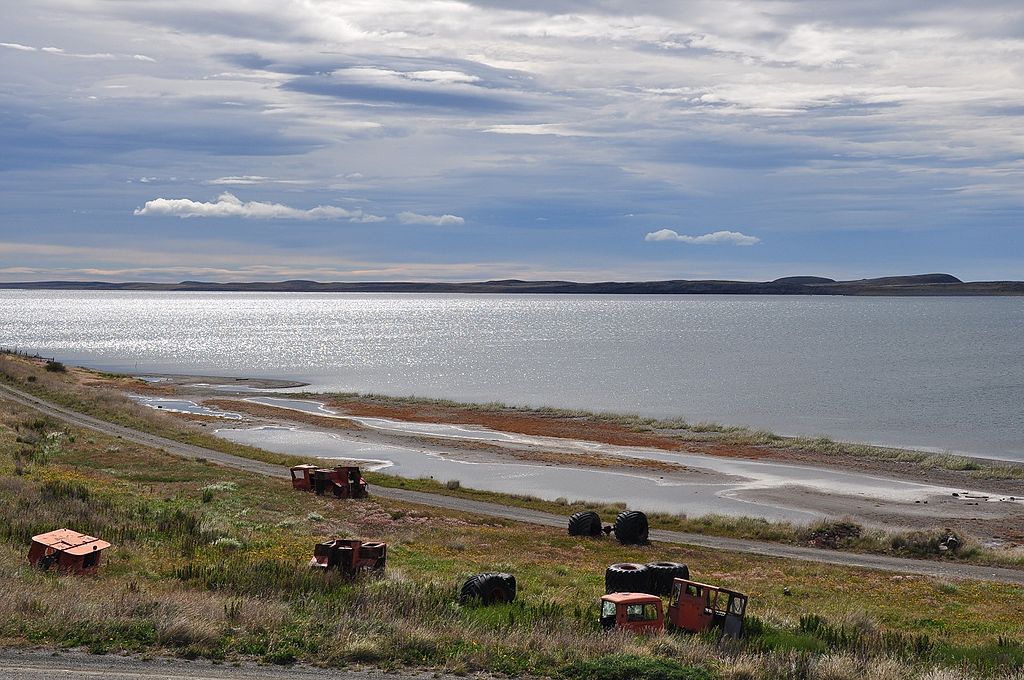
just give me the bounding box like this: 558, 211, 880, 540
2, 0, 1023, 282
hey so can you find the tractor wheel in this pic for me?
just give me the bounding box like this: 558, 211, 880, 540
459, 572, 516, 605
613, 510, 649, 545
646, 562, 689, 595
567, 511, 603, 537
605, 563, 650, 594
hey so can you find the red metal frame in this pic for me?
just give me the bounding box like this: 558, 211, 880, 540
28, 528, 111, 575
309, 539, 387, 574
599, 592, 664, 634
292, 464, 368, 498
290, 464, 318, 491
666, 579, 748, 637
600, 578, 748, 638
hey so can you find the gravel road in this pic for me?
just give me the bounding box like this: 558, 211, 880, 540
2, 382, 1022, 585
0, 649, 461, 680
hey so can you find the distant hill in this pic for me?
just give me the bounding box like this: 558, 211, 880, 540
2, 274, 1022, 296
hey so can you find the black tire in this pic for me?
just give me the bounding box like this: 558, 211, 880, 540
605, 562, 650, 594
567, 511, 603, 537
613, 510, 649, 545
459, 572, 516, 605
646, 561, 689, 595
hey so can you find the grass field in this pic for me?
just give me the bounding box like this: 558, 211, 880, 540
1, 357, 1024, 678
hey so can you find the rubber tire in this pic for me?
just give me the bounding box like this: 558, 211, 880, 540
567, 510, 603, 537
605, 562, 651, 594
646, 561, 689, 595
613, 510, 649, 545
459, 572, 516, 605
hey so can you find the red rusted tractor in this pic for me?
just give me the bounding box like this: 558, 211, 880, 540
290, 464, 368, 499
309, 539, 387, 575
600, 578, 748, 639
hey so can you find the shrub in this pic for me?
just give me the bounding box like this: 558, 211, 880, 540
561, 654, 714, 680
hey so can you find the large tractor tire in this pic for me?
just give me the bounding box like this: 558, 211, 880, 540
567, 511, 603, 537
605, 563, 651, 594
459, 572, 517, 605
613, 510, 649, 545
646, 561, 689, 595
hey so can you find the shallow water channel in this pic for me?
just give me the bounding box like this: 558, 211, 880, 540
174, 396, 998, 523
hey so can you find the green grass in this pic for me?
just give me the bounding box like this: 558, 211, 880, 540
2, 394, 1024, 678
560, 654, 715, 680
2, 353, 1023, 571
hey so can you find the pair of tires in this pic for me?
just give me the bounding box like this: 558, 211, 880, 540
604, 561, 689, 595
459, 572, 516, 605
567, 510, 649, 545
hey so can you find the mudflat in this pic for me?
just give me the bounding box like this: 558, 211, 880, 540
129, 373, 1024, 544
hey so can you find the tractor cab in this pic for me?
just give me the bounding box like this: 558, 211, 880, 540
666, 579, 747, 638
599, 592, 664, 634
290, 464, 318, 491
28, 528, 111, 576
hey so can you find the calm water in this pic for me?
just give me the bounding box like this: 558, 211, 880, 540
2, 290, 1022, 460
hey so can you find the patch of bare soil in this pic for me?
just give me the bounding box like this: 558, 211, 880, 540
326, 399, 686, 450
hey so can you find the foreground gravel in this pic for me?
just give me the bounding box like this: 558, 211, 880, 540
0, 648, 468, 680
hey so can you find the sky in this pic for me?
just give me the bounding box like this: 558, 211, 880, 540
2, 0, 1023, 283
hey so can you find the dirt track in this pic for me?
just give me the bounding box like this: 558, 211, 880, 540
2, 382, 1023, 585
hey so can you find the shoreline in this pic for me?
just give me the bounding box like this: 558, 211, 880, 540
113, 372, 1024, 543
121, 371, 1024, 473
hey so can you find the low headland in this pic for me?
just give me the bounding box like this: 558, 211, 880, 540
1, 351, 1023, 679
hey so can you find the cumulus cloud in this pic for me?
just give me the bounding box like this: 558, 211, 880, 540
644, 229, 761, 246
134, 192, 384, 222
397, 211, 466, 226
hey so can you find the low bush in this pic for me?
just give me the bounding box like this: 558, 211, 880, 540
561, 654, 715, 680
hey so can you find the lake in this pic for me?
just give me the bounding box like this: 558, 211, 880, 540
2, 290, 1021, 460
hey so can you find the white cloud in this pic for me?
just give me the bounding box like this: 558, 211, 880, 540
134, 192, 384, 222
397, 211, 465, 226
484, 124, 588, 137
405, 70, 480, 84
207, 175, 271, 185
0, 41, 143, 60
644, 229, 761, 246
